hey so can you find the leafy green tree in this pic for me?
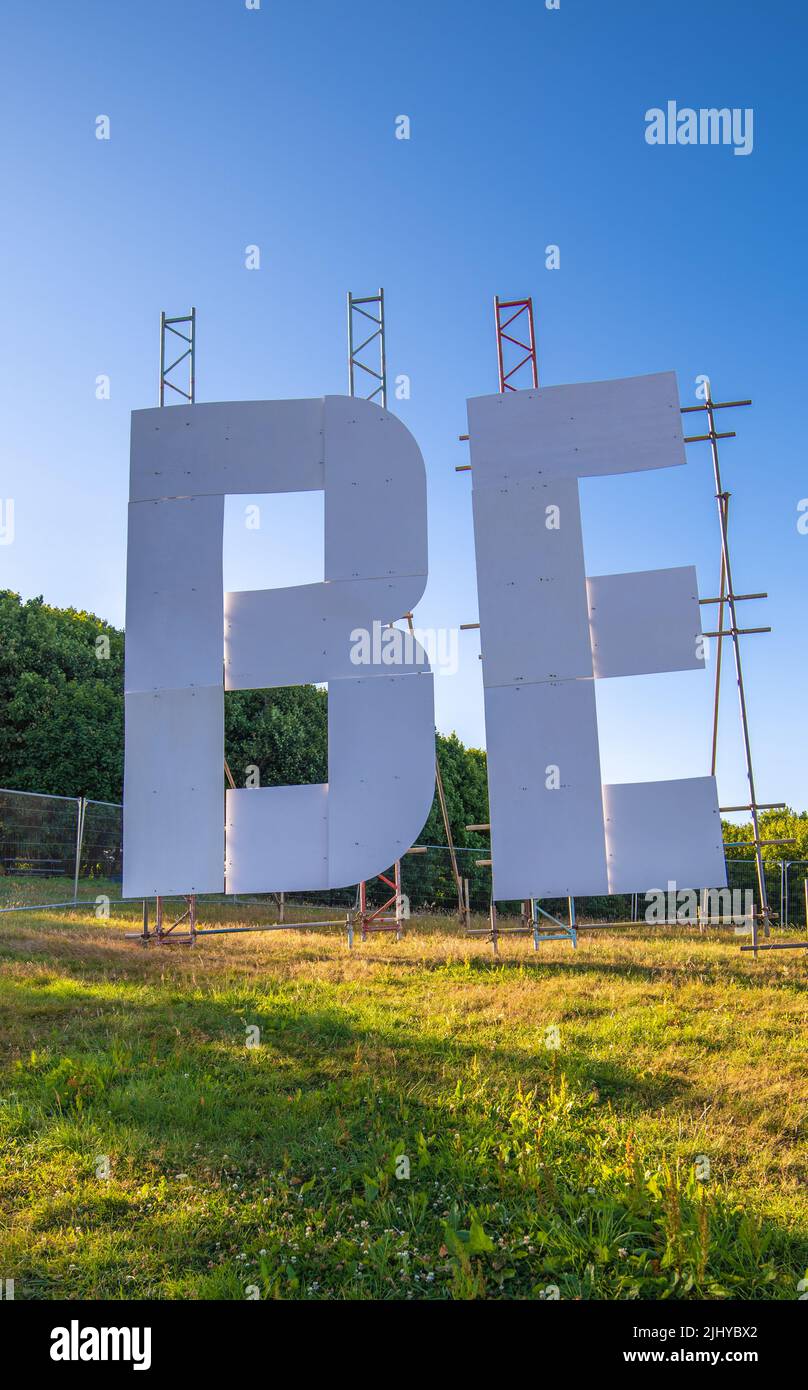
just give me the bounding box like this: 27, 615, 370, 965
224, 686, 327, 788
723, 809, 808, 866
0, 591, 124, 800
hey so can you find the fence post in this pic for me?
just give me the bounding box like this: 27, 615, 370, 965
73, 797, 86, 903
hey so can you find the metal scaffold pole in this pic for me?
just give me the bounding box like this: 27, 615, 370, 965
682, 384, 801, 954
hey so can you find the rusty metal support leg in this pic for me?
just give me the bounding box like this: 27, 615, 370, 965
394, 859, 403, 941
359, 879, 368, 943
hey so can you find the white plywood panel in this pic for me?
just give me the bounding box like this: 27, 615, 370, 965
485, 679, 608, 899
125, 496, 224, 693
323, 395, 428, 588
472, 476, 592, 686
603, 776, 726, 893
130, 399, 325, 502
327, 671, 435, 884
467, 372, 685, 486
122, 686, 224, 896
587, 566, 704, 679
225, 579, 428, 690
225, 784, 328, 893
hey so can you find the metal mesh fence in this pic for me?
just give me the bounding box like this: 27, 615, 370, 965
79, 799, 123, 884
782, 860, 808, 929
0, 790, 123, 910
1, 787, 806, 928
0, 788, 80, 878
0, 789, 82, 908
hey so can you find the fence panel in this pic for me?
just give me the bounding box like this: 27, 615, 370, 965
78, 799, 123, 897
1, 786, 802, 931
783, 861, 808, 928
0, 788, 82, 908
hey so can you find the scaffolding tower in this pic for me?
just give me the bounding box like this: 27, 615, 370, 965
494, 295, 539, 392
140, 310, 199, 943
347, 290, 387, 406
159, 309, 196, 406
346, 289, 465, 940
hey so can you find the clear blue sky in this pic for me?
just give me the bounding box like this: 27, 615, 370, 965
1, 0, 805, 817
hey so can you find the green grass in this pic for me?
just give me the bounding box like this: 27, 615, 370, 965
0, 872, 123, 909
0, 900, 806, 1300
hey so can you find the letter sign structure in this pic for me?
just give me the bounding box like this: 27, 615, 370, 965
123, 397, 435, 897
467, 372, 727, 900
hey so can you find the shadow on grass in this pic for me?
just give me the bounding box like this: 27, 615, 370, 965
2, 954, 807, 1302
2, 968, 706, 1152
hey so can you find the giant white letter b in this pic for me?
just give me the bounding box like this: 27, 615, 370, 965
122, 396, 434, 896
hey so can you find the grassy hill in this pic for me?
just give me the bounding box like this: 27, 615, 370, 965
0, 903, 805, 1300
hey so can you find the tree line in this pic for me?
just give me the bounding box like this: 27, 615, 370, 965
0, 592, 490, 861
2, 590, 804, 866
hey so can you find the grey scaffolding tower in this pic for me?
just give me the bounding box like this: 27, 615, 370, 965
346, 289, 466, 940
159, 309, 196, 406
347, 290, 387, 406
140, 310, 199, 943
